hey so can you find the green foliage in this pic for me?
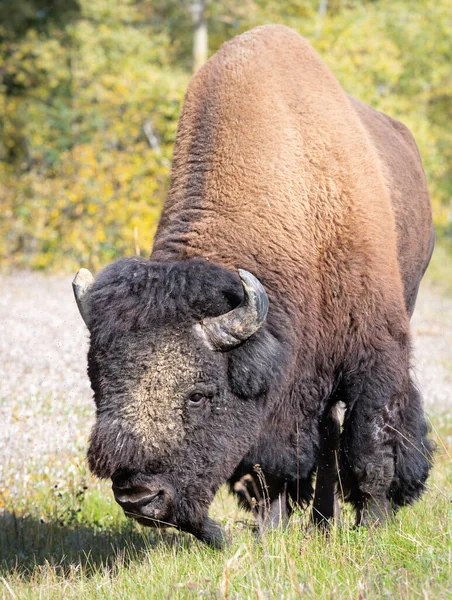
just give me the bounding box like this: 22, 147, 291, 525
0, 0, 450, 270
0, 0, 188, 270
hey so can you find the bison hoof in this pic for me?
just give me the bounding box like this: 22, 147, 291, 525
356, 496, 391, 527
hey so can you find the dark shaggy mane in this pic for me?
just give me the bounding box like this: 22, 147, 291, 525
86, 257, 244, 339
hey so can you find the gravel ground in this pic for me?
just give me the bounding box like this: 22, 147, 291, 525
0, 272, 451, 500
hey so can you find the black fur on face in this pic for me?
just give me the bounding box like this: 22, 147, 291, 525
84, 257, 288, 533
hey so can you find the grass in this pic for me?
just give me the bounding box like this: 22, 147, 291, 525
1, 414, 451, 599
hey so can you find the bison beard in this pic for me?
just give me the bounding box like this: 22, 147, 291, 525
74, 25, 434, 546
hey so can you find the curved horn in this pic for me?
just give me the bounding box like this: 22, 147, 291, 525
199, 269, 269, 350
72, 268, 94, 326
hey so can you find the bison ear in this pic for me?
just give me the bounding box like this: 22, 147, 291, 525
228, 329, 286, 399
73, 268, 94, 327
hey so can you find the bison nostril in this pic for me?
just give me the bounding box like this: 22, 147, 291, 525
112, 484, 161, 507
111, 475, 175, 523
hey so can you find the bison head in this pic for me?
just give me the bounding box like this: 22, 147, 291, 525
73, 258, 285, 546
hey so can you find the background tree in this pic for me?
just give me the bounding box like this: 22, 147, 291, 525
0, 0, 450, 271
192, 0, 208, 71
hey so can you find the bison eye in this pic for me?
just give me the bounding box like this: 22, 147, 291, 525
189, 393, 208, 407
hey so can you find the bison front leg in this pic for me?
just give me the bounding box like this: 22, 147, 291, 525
311, 405, 341, 529
231, 471, 290, 529
339, 355, 433, 527
262, 481, 290, 529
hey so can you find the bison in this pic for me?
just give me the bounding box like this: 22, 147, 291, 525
73, 25, 434, 547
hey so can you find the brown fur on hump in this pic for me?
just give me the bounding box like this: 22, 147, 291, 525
350, 96, 433, 314
152, 24, 406, 338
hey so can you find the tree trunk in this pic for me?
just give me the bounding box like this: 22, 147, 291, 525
315, 0, 328, 37
191, 0, 208, 72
